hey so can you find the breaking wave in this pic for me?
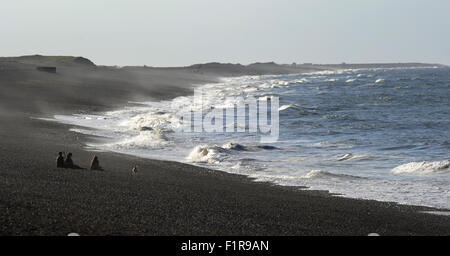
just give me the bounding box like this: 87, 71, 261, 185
110, 130, 170, 149
42, 67, 450, 209
186, 141, 279, 164
222, 142, 247, 151
186, 145, 229, 163
301, 170, 362, 180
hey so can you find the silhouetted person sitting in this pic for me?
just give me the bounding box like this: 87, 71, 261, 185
64, 153, 74, 168
90, 155, 103, 171
64, 153, 84, 169
56, 152, 65, 168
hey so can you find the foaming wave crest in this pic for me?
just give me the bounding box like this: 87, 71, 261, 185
279, 104, 301, 111
391, 160, 450, 175
41, 68, 450, 209
124, 111, 178, 133
222, 142, 247, 151
301, 170, 362, 180
337, 153, 377, 161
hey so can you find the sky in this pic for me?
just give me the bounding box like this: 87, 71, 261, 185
1, 0, 449, 66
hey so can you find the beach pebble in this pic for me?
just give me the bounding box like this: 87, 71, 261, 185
67, 233, 80, 236
368, 233, 380, 236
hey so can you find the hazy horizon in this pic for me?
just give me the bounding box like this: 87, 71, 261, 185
1, 0, 449, 66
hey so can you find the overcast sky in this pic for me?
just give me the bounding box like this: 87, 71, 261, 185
1, 0, 449, 66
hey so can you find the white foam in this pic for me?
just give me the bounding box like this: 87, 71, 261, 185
279, 104, 301, 111
422, 211, 450, 216
337, 153, 353, 161
222, 142, 246, 151
41, 71, 450, 210
301, 170, 361, 180
309, 141, 352, 149
392, 160, 450, 175
111, 131, 170, 150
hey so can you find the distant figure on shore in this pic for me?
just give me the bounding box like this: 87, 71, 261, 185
64, 153, 84, 169
132, 165, 139, 175
56, 152, 65, 168
90, 155, 102, 171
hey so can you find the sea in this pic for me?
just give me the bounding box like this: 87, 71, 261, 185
46, 67, 450, 209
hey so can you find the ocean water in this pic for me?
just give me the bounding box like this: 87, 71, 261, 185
46, 67, 450, 209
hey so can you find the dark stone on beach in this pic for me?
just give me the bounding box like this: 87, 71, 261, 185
256, 145, 278, 150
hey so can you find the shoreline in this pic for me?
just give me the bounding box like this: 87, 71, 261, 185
61, 113, 450, 212
1, 57, 449, 235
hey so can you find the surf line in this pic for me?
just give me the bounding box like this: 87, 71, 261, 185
172, 87, 280, 143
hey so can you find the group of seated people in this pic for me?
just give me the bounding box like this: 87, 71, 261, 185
56, 152, 102, 171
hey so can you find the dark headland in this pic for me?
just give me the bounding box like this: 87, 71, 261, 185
0, 55, 448, 235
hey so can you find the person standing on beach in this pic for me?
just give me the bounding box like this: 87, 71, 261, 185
56, 152, 65, 168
